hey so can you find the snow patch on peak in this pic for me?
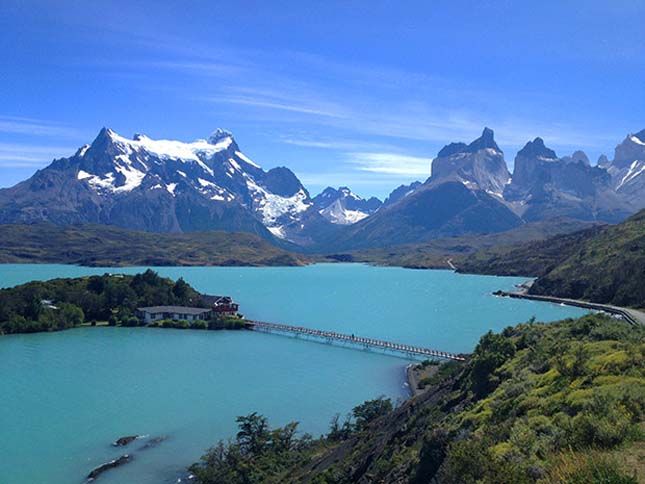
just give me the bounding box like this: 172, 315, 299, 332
235, 150, 261, 169
208, 128, 233, 145
629, 135, 645, 146
319, 199, 368, 225
76, 144, 90, 157
77, 170, 92, 180
267, 225, 286, 238
245, 177, 312, 226
617, 160, 645, 190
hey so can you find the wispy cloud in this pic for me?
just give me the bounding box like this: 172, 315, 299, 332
346, 152, 432, 177
279, 136, 400, 152
0, 143, 74, 167
0, 115, 81, 138
85, 32, 618, 155
208, 96, 345, 118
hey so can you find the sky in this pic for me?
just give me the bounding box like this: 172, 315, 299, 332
1, 0, 644, 199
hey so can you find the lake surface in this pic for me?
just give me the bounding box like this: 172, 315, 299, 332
0, 264, 588, 483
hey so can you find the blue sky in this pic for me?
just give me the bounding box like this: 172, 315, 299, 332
1, 0, 644, 198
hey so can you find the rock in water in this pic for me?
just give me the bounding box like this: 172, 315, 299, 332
113, 435, 139, 446
139, 435, 167, 450
87, 454, 131, 481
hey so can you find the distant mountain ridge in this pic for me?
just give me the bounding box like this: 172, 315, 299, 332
312, 186, 382, 225
0, 125, 643, 251
0, 127, 327, 242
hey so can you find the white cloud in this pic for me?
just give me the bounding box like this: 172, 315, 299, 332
346, 152, 432, 177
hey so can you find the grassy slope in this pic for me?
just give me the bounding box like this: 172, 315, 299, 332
460, 209, 645, 308
324, 218, 596, 269
529, 210, 645, 308
457, 226, 605, 277
191, 314, 643, 484
0, 223, 307, 267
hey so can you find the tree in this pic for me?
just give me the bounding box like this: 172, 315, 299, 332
172, 277, 191, 302
59, 303, 84, 327
352, 397, 393, 431
468, 330, 516, 397
235, 412, 269, 455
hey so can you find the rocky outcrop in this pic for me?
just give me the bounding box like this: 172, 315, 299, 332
429, 127, 510, 196
113, 435, 139, 447
87, 454, 131, 481
604, 130, 645, 211
504, 138, 629, 222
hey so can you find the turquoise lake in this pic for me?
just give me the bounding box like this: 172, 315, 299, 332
0, 264, 589, 483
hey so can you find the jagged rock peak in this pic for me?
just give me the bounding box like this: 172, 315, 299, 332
467, 127, 500, 152
634, 129, 645, 143
597, 154, 610, 167
562, 150, 590, 166
208, 128, 234, 144
435, 128, 499, 158
517, 137, 557, 159
384, 181, 422, 206
437, 142, 468, 157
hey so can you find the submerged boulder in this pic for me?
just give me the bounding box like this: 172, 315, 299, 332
87, 454, 131, 481
138, 436, 168, 450
113, 435, 139, 446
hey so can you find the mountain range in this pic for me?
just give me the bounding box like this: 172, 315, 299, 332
0, 126, 643, 251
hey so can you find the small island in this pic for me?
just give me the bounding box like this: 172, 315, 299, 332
0, 269, 245, 335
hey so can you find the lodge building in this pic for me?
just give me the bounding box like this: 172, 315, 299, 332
136, 294, 240, 323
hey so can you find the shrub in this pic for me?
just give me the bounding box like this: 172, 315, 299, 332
546, 452, 637, 484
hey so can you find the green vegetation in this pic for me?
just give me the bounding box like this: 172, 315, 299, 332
0, 223, 307, 267
189, 397, 394, 483
462, 209, 645, 308
327, 218, 595, 269
530, 210, 645, 308
190, 313, 644, 483
458, 226, 604, 277
0, 270, 244, 334
149, 316, 246, 330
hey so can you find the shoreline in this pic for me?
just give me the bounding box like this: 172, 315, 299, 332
405, 362, 441, 398
494, 290, 645, 326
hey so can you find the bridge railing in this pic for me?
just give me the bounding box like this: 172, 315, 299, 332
245, 320, 468, 362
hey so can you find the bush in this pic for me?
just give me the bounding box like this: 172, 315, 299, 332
191, 319, 208, 330
547, 452, 637, 484
122, 316, 140, 327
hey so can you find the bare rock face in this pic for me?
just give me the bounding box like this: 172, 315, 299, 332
504, 138, 628, 222
429, 127, 511, 196
605, 130, 645, 210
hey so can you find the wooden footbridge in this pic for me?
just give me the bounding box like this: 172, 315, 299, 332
245, 320, 468, 361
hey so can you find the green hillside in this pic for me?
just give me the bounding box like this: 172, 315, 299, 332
190, 314, 645, 483
529, 210, 645, 308
460, 210, 645, 308
0, 223, 307, 267
327, 218, 595, 269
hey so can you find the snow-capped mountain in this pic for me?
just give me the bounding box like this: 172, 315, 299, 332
0, 127, 316, 241
312, 187, 382, 225
1, 125, 643, 251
